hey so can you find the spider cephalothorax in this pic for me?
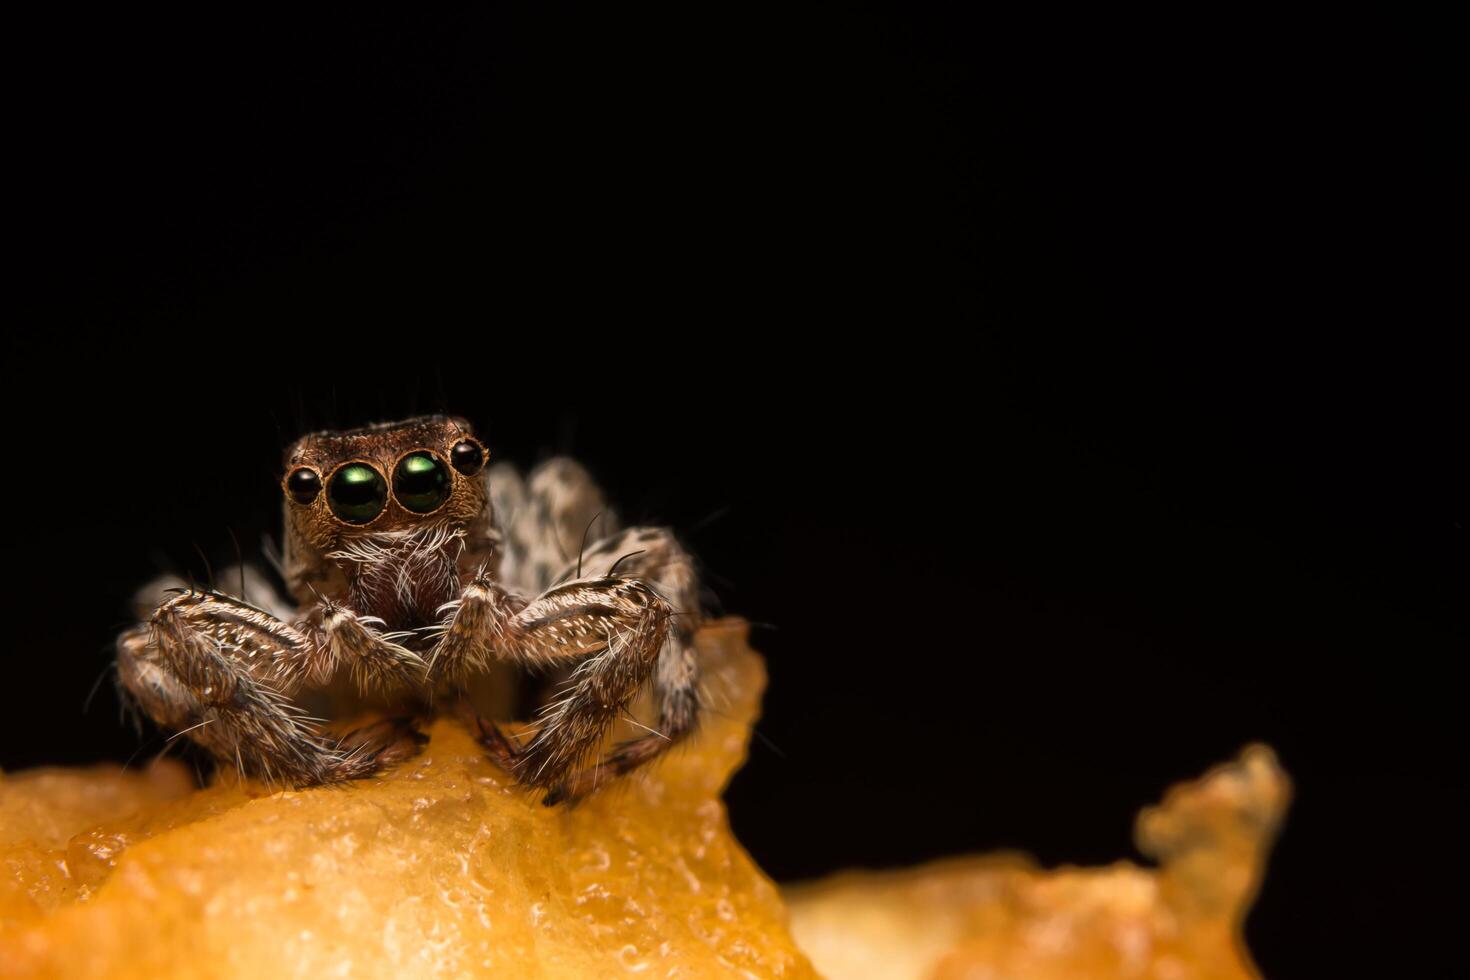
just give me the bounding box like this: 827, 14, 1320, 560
280, 416, 492, 627
117, 415, 702, 805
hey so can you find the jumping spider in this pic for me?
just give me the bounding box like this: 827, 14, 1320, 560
116, 416, 701, 805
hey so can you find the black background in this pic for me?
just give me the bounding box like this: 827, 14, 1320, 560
7, 6, 1461, 978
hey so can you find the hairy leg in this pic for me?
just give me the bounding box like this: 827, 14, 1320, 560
443, 458, 701, 802
117, 593, 349, 785
430, 570, 674, 804
547, 527, 703, 799
131, 564, 296, 622
489, 457, 621, 596
116, 587, 428, 785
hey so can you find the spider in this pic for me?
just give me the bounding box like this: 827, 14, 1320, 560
116, 415, 702, 805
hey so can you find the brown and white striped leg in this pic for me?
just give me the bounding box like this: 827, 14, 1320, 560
489, 457, 620, 596
548, 526, 703, 800
430, 570, 674, 804
131, 565, 297, 623
116, 589, 426, 786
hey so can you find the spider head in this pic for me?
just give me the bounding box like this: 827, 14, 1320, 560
280, 415, 489, 552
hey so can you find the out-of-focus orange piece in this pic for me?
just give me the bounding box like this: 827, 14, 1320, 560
785, 745, 1289, 980
0, 621, 816, 979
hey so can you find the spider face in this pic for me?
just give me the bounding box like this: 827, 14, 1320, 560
282, 415, 489, 552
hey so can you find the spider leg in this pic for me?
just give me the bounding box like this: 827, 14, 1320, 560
432, 553, 702, 803
303, 593, 431, 695
545, 526, 703, 800
130, 564, 296, 622
431, 571, 674, 804
433, 455, 614, 684
492, 461, 703, 767
336, 716, 428, 769
469, 712, 524, 771
489, 457, 620, 596
446, 459, 703, 804
116, 588, 427, 786
512, 575, 677, 804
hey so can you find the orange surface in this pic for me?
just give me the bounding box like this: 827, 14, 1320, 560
0, 621, 815, 979
0, 620, 1289, 979
786, 746, 1289, 980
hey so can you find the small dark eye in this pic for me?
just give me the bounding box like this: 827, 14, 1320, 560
328, 463, 387, 524
286, 468, 321, 505
450, 439, 485, 476
393, 451, 450, 514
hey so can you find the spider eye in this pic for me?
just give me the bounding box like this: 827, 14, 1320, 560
393, 451, 450, 514
450, 439, 485, 476
328, 463, 387, 524
286, 468, 321, 505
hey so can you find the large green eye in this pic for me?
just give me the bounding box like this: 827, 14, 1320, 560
328, 463, 387, 524
393, 451, 450, 514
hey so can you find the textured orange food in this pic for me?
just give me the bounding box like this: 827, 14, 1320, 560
785, 745, 1289, 980
1, 620, 1289, 980
0, 621, 815, 979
